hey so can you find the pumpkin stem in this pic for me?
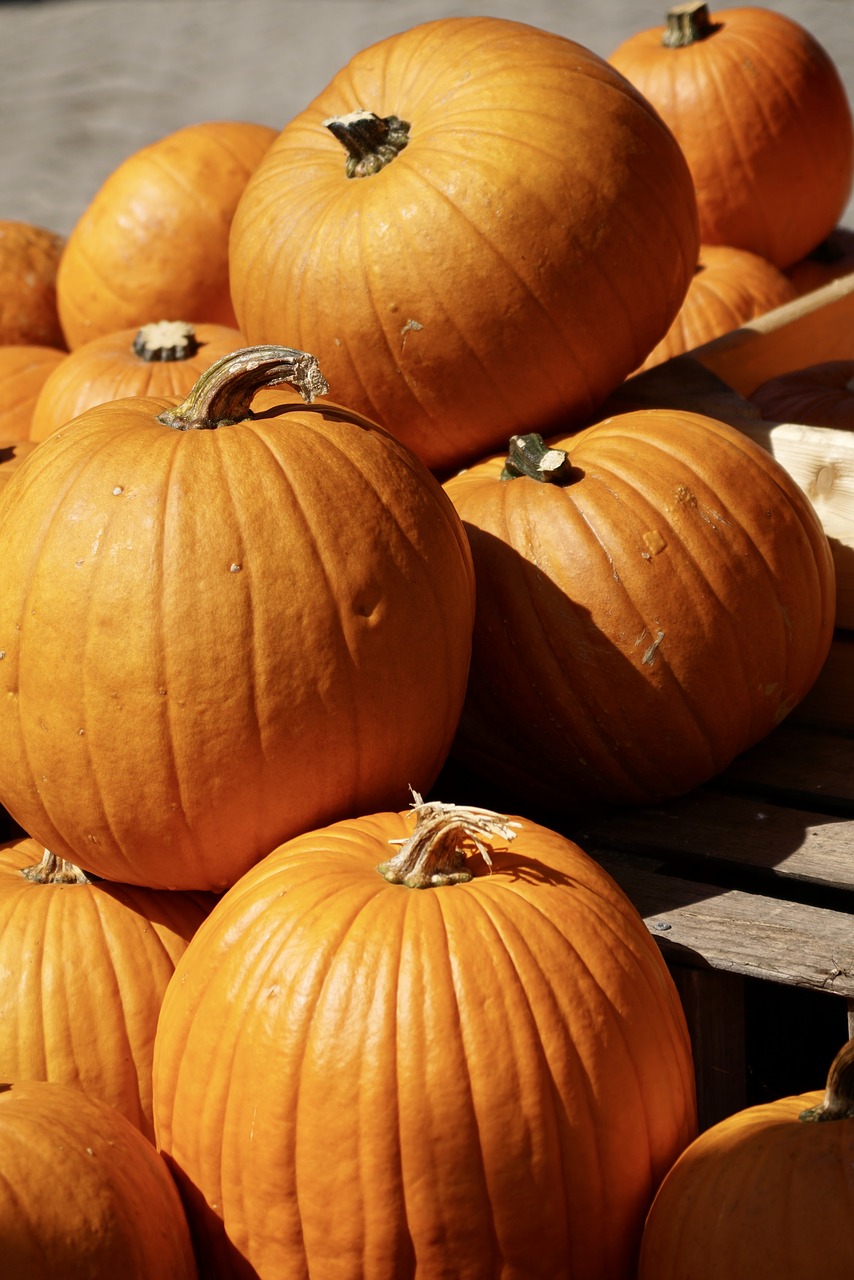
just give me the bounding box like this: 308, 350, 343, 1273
324, 110, 411, 179
156, 345, 329, 431
500, 433, 576, 484
133, 321, 200, 363
377, 794, 520, 888
662, 2, 719, 47
21, 848, 92, 885
799, 1037, 854, 1122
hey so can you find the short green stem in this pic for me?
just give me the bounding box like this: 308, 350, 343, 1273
21, 848, 92, 885
156, 346, 329, 431
500, 433, 576, 484
800, 1037, 854, 1122
662, 2, 719, 48
133, 321, 199, 362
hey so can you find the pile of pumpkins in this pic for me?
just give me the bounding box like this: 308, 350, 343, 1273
0, 6, 851, 1278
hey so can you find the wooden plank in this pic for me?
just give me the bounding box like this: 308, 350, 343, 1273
791, 632, 854, 731
669, 966, 747, 1131
592, 848, 854, 996
720, 720, 854, 801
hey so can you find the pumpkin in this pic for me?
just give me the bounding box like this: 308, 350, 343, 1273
0, 1078, 197, 1278
229, 15, 700, 474
29, 319, 246, 442
786, 227, 854, 296
442, 411, 836, 812
0, 347, 475, 892
638, 1036, 854, 1278
0, 219, 66, 348
57, 120, 277, 349
635, 244, 798, 373
750, 360, 854, 429
0, 439, 38, 495
152, 799, 697, 1280
0, 343, 66, 439
0, 836, 215, 1142
609, 3, 854, 269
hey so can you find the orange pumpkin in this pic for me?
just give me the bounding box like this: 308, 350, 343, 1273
636, 245, 798, 373
750, 360, 854, 429
0, 343, 66, 439
0, 836, 215, 1141
153, 800, 697, 1280
0, 439, 38, 494
0, 220, 66, 348
638, 1036, 854, 1278
786, 227, 854, 296
443, 411, 836, 811
57, 120, 276, 349
0, 347, 475, 891
0, 1078, 198, 1278
29, 319, 245, 441
609, 3, 854, 269
229, 15, 699, 473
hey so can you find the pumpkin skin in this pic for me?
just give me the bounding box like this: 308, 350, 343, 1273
229, 16, 700, 473
0, 343, 66, 440
750, 360, 854, 429
609, 4, 854, 269
0, 350, 476, 891
152, 805, 697, 1280
0, 220, 66, 348
29, 320, 246, 442
0, 438, 38, 495
638, 1038, 854, 1279
443, 410, 836, 811
0, 836, 215, 1142
0, 1078, 198, 1278
57, 120, 276, 349
636, 244, 797, 373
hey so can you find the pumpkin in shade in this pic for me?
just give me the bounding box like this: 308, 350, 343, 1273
635, 245, 798, 373
0, 439, 37, 494
152, 799, 697, 1280
786, 227, 854, 296
29, 319, 246, 441
57, 120, 277, 349
0, 836, 215, 1141
0, 343, 66, 439
229, 15, 700, 474
750, 360, 854, 429
609, 3, 854, 269
0, 347, 475, 892
0, 220, 66, 348
0, 1078, 197, 1278
442, 411, 835, 812
638, 1036, 854, 1279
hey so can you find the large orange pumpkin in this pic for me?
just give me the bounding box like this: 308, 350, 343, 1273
0, 1078, 197, 1278
0, 836, 215, 1141
0, 220, 66, 348
0, 343, 66, 440
29, 319, 246, 441
609, 3, 854, 269
443, 410, 835, 811
153, 800, 697, 1280
57, 120, 276, 349
0, 347, 475, 891
229, 15, 699, 473
638, 1036, 854, 1278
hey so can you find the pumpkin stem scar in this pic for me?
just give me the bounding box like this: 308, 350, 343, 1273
155, 345, 330, 431
377, 795, 521, 888
324, 110, 411, 179
20, 848, 93, 885
799, 1036, 854, 1122
500, 433, 576, 484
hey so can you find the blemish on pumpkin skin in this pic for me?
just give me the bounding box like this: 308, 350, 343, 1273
642, 530, 666, 557
638, 630, 665, 666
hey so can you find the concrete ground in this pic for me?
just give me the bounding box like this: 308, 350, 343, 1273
2, 0, 853, 237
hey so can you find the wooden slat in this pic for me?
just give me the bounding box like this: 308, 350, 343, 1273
791, 632, 854, 730
719, 720, 854, 803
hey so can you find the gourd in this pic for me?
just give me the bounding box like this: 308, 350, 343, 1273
0, 836, 215, 1141
229, 15, 700, 473
0, 219, 66, 348
638, 1036, 854, 1278
443, 410, 836, 811
0, 343, 66, 439
750, 360, 854, 429
57, 120, 277, 349
153, 799, 697, 1280
29, 319, 245, 441
0, 1078, 197, 1278
0, 346, 475, 891
609, 3, 854, 269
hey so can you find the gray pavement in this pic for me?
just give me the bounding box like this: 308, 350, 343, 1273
2, 0, 853, 237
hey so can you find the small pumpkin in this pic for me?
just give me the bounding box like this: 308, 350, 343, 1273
750, 360, 854, 429
57, 120, 277, 349
0, 1078, 197, 1278
443, 411, 836, 811
29, 319, 245, 441
153, 799, 697, 1280
0, 836, 215, 1141
0, 343, 66, 440
0, 346, 475, 891
638, 1036, 854, 1279
635, 245, 798, 373
609, 3, 854, 269
0, 220, 66, 348
229, 15, 699, 473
